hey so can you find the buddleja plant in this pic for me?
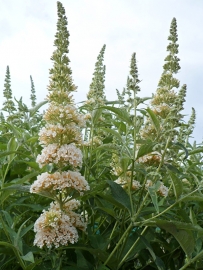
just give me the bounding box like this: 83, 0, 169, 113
30, 0, 90, 250
1, 3, 203, 270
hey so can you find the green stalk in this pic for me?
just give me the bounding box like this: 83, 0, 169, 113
133, 188, 199, 226
88, 114, 95, 180
103, 223, 133, 266
179, 250, 203, 270
156, 135, 171, 174
108, 210, 123, 241
0, 216, 26, 269
129, 88, 137, 215
132, 191, 149, 223
117, 226, 148, 268
1, 163, 10, 189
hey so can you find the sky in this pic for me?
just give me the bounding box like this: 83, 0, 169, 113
0, 0, 203, 142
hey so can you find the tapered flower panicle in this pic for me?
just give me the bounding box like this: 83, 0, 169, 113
141, 18, 185, 142
127, 52, 141, 95
47, 1, 77, 104
2, 66, 16, 115
152, 18, 180, 112
31, 2, 89, 249
87, 44, 106, 106
30, 75, 37, 107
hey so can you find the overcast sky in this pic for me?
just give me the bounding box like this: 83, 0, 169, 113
0, 0, 203, 142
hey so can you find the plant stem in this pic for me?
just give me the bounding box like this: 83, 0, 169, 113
103, 223, 133, 266
132, 191, 149, 223
109, 210, 122, 241
133, 188, 199, 226
117, 226, 148, 268
179, 250, 203, 270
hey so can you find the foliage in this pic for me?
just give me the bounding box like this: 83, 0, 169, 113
1, 2, 203, 270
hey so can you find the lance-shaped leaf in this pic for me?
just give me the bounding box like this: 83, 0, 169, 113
29, 100, 47, 117
7, 137, 18, 162
107, 180, 131, 212
140, 235, 165, 270
136, 141, 157, 159
168, 170, 183, 199
146, 108, 160, 132
102, 106, 132, 125
142, 219, 196, 258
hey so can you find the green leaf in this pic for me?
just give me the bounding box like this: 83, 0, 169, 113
164, 163, 180, 174
21, 251, 34, 263
146, 108, 160, 132
0, 143, 7, 150
24, 162, 39, 170
102, 106, 132, 125
143, 219, 196, 258
140, 235, 165, 270
11, 171, 39, 185
26, 137, 39, 144
96, 143, 120, 154
95, 206, 116, 218
168, 171, 183, 200
189, 208, 197, 225
1, 210, 13, 227
0, 189, 15, 204
4, 123, 22, 138
174, 142, 188, 160
92, 108, 103, 125
14, 97, 29, 112
136, 141, 157, 159
7, 137, 18, 162
148, 185, 159, 213
97, 265, 109, 270
113, 120, 126, 133
0, 242, 26, 269
64, 245, 118, 270
29, 100, 47, 117
97, 194, 129, 210
24, 259, 42, 270
0, 150, 30, 159
89, 234, 109, 250
101, 127, 122, 142
75, 250, 93, 269
120, 157, 129, 172
107, 180, 131, 212
2, 184, 30, 193
20, 223, 34, 238
181, 195, 203, 202
188, 147, 203, 156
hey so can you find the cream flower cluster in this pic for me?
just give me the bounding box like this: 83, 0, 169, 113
32, 98, 89, 247
51, 201, 86, 230
43, 103, 86, 127
33, 204, 77, 248
115, 177, 141, 191
145, 180, 169, 197
157, 183, 169, 197
114, 178, 169, 197
39, 123, 83, 146
137, 152, 161, 166
33, 200, 87, 248
30, 171, 90, 195
36, 143, 83, 168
